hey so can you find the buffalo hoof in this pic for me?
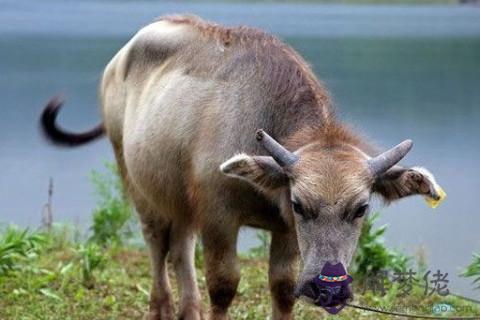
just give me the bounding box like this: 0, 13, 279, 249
179, 304, 204, 320
143, 305, 175, 320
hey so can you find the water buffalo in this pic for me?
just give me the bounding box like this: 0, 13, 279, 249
41, 15, 443, 320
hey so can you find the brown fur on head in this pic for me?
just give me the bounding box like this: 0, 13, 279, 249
290, 142, 373, 209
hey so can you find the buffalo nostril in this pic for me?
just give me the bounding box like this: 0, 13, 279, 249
315, 287, 333, 306
312, 284, 354, 307
338, 285, 353, 301
298, 278, 352, 308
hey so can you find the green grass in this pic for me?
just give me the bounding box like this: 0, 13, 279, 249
462, 252, 480, 290
89, 162, 135, 247
0, 239, 478, 319
0, 227, 47, 277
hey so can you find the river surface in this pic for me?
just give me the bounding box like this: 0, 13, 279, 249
1, 0, 479, 297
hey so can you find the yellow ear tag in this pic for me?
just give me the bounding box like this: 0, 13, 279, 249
424, 185, 447, 209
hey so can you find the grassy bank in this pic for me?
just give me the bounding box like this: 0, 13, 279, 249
1, 235, 479, 319
1, 164, 479, 319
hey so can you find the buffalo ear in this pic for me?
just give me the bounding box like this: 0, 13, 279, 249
373, 166, 442, 203
220, 154, 289, 191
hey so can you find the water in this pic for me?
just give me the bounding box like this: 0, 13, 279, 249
1, 0, 479, 297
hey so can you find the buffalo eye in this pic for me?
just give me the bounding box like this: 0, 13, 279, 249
292, 201, 305, 217
353, 204, 369, 219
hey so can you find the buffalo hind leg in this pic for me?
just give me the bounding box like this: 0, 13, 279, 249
169, 221, 203, 319
139, 211, 175, 320
203, 223, 240, 320
110, 145, 175, 320
269, 231, 298, 320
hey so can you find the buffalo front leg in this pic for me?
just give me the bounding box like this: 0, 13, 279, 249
269, 231, 298, 320
169, 221, 203, 319
202, 223, 240, 320
140, 213, 175, 320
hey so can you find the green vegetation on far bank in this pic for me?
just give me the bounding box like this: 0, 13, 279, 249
462, 253, 480, 290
